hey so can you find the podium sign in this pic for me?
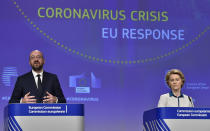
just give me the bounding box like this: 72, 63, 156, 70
143, 107, 210, 131
7, 104, 84, 131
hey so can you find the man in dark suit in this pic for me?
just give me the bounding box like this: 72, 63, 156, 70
9, 50, 66, 103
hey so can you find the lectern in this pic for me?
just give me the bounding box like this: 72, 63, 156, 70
143, 107, 210, 131
6, 104, 84, 131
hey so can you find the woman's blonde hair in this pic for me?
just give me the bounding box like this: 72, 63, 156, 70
165, 69, 185, 88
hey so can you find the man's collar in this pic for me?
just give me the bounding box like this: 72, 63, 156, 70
32, 69, 44, 77
169, 91, 184, 98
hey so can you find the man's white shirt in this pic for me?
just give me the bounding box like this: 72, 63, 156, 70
32, 69, 43, 88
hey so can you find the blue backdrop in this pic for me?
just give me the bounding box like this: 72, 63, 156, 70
1, 0, 210, 130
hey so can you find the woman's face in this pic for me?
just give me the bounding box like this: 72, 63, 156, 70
168, 74, 183, 91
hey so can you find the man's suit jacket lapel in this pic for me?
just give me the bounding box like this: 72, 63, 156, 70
28, 71, 39, 95
42, 72, 47, 91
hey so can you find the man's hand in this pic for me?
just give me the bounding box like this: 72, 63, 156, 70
22, 92, 36, 103
43, 92, 57, 103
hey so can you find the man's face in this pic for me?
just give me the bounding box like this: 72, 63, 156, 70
29, 51, 45, 71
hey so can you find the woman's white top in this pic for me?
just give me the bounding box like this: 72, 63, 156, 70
158, 92, 194, 107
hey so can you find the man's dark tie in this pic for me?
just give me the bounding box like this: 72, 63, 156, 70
37, 74, 42, 103
37, 74, 42, 90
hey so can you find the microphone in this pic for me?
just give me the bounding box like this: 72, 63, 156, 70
188, 96, 194, 107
